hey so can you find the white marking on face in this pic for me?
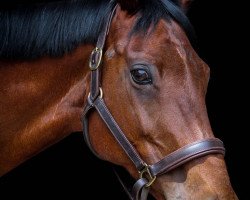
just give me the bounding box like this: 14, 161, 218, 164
105, 49, 116, 59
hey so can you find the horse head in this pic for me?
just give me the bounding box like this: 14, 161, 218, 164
83, 1, 238, 199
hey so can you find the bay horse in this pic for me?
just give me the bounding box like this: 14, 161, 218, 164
0, 0, 238, 199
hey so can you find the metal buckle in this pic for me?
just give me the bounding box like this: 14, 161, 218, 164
89, 47, 103, 71
139, 164, 156, 187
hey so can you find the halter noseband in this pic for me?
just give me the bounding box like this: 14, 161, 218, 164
82, 4, 225, 200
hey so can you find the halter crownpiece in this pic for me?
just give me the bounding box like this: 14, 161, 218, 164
82, 3, 225, 200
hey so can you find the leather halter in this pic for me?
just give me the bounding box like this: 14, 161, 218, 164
82, 4, 225, 200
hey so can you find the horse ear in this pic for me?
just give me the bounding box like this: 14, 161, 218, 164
179, 0, 194, 13
116, 0, 140, 13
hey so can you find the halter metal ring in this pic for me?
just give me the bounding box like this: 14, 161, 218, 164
139, 164, 156, 187
98, 87, 103, 99
87, 87, 104, 103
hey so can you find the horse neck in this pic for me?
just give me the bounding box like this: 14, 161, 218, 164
0, 45, 92, 176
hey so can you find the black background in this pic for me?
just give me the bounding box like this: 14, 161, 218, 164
188, 1, 247, 199
0, 0, 247, 199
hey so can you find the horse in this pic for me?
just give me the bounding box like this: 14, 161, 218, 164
0, 0, 238, 199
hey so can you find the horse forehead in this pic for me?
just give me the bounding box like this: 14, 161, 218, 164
126, 19, 192, 59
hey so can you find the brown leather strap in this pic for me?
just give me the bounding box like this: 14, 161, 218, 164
132, 178, 149, 200
94, 97, 146, 170
131, 139, 225, 199
90, 5, 117, 100
150, 138, 225, 176
82, 101, 101, 159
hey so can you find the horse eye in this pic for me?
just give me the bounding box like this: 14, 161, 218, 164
130, 69, 152, 85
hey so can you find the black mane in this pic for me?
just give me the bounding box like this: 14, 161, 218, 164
0, 0, 194, 60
